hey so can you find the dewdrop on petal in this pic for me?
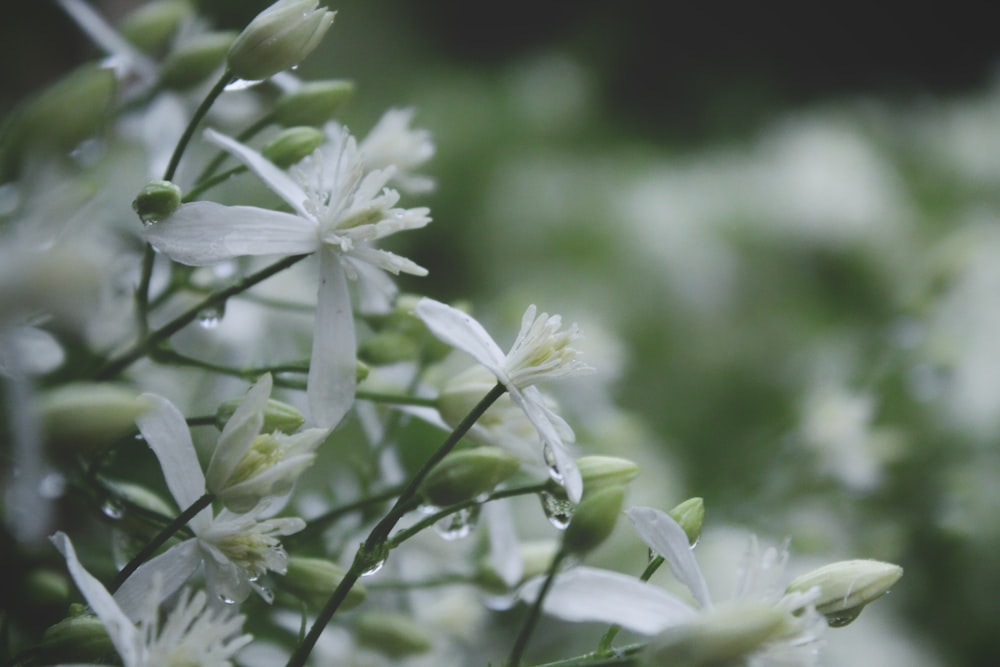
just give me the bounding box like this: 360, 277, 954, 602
419, 447, 521, 507
786, 559, 903, 627
261, 126, 325, 167
158, 31, 237, 90
273, 79, 355, 126
354, 612, 433, 658
132, 180, 182, 224
227, 0, 335, 81
668, 497, 705, 546
280, 556, 367, 610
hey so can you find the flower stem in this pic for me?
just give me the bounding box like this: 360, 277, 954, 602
108, 492, 214, 593
183, 164, 247, 202
533, 644, 646, 666
96, 254, 308, 379
507, 547, 570, 667
284, 382, 507, 667
162, 70, 233, 182
287, 484, 405, 545
193, 112, 273, 184
355, 389, 439, 408
596, 554, 665, 654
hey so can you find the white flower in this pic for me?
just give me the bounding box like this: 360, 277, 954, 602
144, 127, 431, 428
51, 532, 251, 666
113, 392, 308, 615
414, 298, 592, 502
522, 507, 824, 666
358, 108, 436, 193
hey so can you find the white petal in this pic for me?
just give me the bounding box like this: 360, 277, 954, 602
307, 249, 356, 428
626, 506, 712, 608
206, 374, 271, 495
136, 394, 211, 532
347, 245, 428, 276
519, 565, 696, 635
51, 532, 141, 664
414, 298, 508, 380
57, 0, 158, 83
484, 501, 523, 586
204, 128, 312, 218
146, 202, 319, 266
113, 539, 201, 620
513, 387, 582, 503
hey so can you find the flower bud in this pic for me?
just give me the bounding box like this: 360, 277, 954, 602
17, 64, 116, 153
261, 126, 324, 167
577, 455, 640, 495
280, 556, 367, 610
358, 330, 421, 365
642, 602, 790, 667
39, 384, 150, 453
214, 396, 305, 434
227, 0, 336, 81
273, 79, 355, 126
354, 611, 432, 658
119, 0, 192, 55
25, 569, 70, 608
38, 614, 115, 664
419, 446, 521, 507
133, 180, 182, 224
159, 31, 237, 90
563, 484, 626, 555
668, 497, 704, 546
786, 559, 903, 627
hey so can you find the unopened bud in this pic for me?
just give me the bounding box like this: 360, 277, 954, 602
786, 559, 903, 627
227, 0, 336, 81
563, 484, 626, 555
420, 447, 521, 507
119, 0, 192, 55
39, 384, 150, 453
262, 126, 324, 167
38, 614, 114, 664
18, 64, 116, 152
159, 31, 237, 90
668, 497, 704, 546
354, 611, 432, 658
280, 556, 367, 610
133, 180, 182, 224
577, 456, 640, 495
273, 79, 355, 126
642, 602, 789, 667
214, 396, 305, 434
358, 330, 421, 366
25, 569, 70, 607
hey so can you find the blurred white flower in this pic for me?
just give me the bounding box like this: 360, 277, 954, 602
145, 126, 431, 427
52, 532, 251, 666
359, 108, 436, 193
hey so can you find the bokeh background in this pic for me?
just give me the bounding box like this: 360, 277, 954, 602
5, 1, 1000, 664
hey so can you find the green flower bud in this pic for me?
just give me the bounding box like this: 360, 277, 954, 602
227, 0, 336, 82
39, 384, 150, 453
16, 64, 116, 153
25, 569, 70, 608
159, 31, 237, 90
261, 126, 324, 167
132, 180, 182, 224
786, 559, 903, 627
119, 0, 192, 55
668, 497, 704, 546
563, 484, 626, 555
38, 615, 115, 664
280, 556, 367, 610
420, 447, 521, 507
354, 611, 433, 658
358, 330, 421, 366
214, 396, 305, 434
273, 79, 355, 126
577, 456, 640, 495
642, 602, 790, 667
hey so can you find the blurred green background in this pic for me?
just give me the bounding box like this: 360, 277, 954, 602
5, 1, 1000, 665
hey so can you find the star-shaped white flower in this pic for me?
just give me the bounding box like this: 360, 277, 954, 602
112, 391, 311, 615
51, 532, 251, 667
145, 127, 431, 428
414, 298, 592, 502
522, 506, 824, 666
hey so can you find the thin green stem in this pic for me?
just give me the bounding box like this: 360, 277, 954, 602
162, 70, 233, 182
95, 254, 308, 379
533, 644, 646, 667
355, 389, 439, 408
508, 548, 570, 667
284, 383, 508, 667
288, 484, 405, 545
109, 493, 215, 593
152, 348, 309, 381
135, 244, 156, 337
183, 164, 247, 202
193, 113, 274, 184
595, 555, 665, 654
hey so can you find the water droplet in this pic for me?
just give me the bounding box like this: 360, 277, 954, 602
225, 77, 265, 91
434, 505, 480, 541
361, 558, 386, 576
539, 490, 574, 530
256, 585, 274, 604
825, 607, 863, 627
418, 503, 440, 515
218, 594, 237, 605
101, 498, 126, 520
542, 444, 563, 484
197, 305, 224, 329
38, 473, 66, 499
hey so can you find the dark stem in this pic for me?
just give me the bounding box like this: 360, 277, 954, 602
162, 70, 233, 182
507, 547, 570, 667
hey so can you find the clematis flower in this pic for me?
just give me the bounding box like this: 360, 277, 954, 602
522, 506, 825, 666
112, 391, 312, 615
358, 108, 436, 194
145, 126, 431, 428
51, 532, 252, 666
414, 298, 592, 502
